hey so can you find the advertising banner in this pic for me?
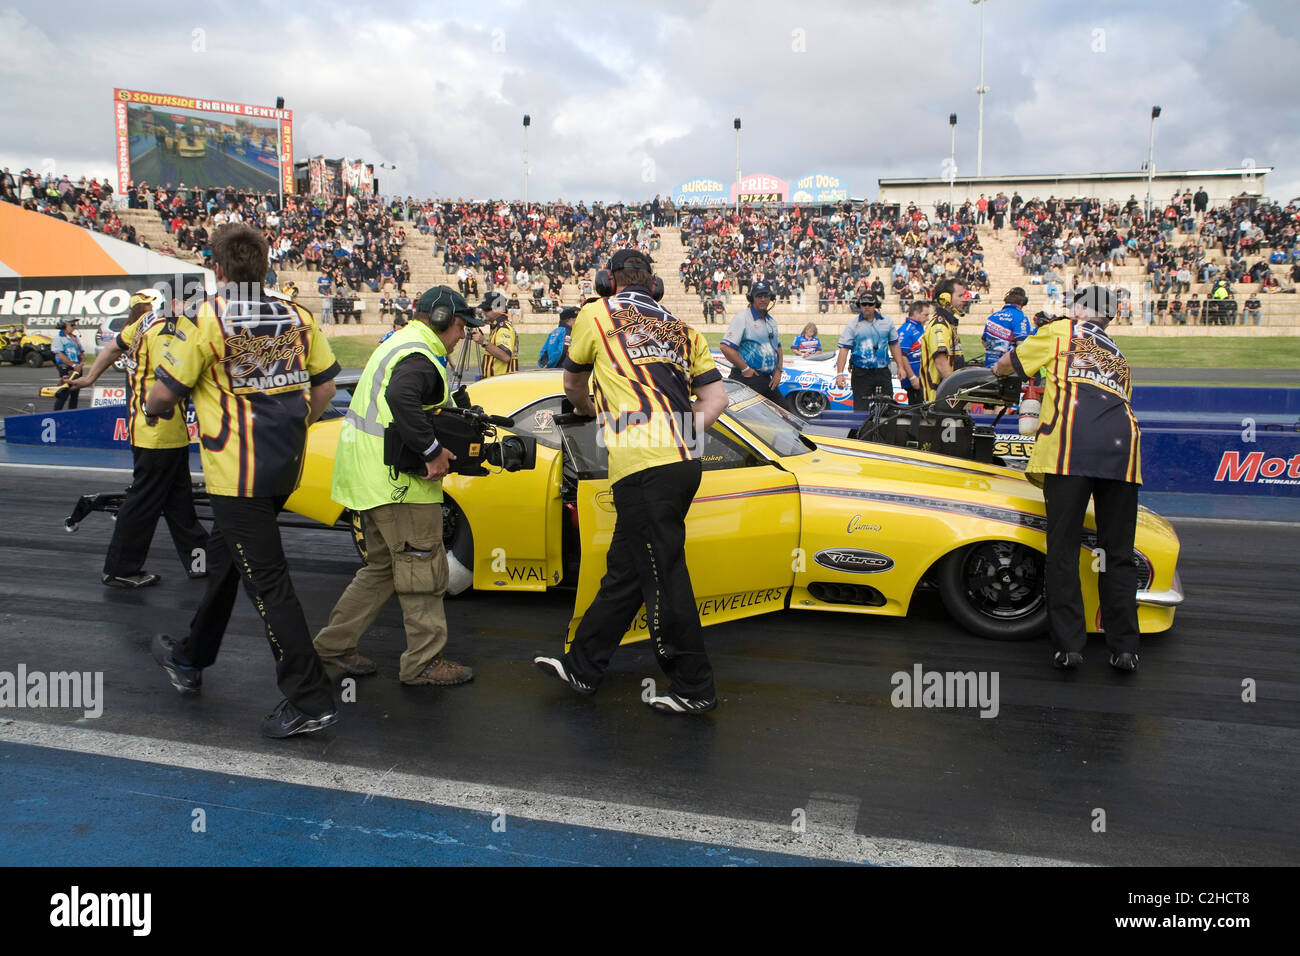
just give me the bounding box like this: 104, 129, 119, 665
673, 178, 730, 207
0, 273, 214, 334
792, 172, 849, 203
114, 88, 293, 196
731, 174, 789, 205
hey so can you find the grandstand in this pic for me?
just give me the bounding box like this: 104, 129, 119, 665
8, 162, 1296, 339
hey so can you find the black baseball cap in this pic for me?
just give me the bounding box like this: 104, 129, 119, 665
750, 280, 774, 298
559, 306, 580, 322
479, 290, 508, 313
855, 291, 881, 307
416, 286, 484, 326
609, 249, 653, 273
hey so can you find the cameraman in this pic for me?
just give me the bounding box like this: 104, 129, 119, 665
313, 286, 485, 688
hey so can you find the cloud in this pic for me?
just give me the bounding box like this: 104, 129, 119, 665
0, 0, 1295, 201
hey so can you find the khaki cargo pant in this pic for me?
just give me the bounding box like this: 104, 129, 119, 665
314, 502, 448, 683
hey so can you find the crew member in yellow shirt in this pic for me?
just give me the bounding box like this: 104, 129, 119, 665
71, 290, 207, 588
533, 249, 729, 715
143, 224, 342, 738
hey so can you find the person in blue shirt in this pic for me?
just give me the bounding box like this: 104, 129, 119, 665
720, 280, 783, 403
982, 287, 1034, 368
379, 314, 408, 344
538, 307, 577, 368
52, 318, 85, 410
791, 322, 821, 356
834, 292, 918, 407
897, 300, 928, 404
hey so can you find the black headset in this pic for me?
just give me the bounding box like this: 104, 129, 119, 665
594, 253, 664, 301
428, 304, 457, 331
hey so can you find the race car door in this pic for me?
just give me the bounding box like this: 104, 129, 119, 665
560, 415, 800, 648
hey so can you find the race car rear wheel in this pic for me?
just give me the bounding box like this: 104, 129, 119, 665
938, 540, 1047, 640
348, 501, 474, 597
25, 350, 44, 368
787, 390, 828, 419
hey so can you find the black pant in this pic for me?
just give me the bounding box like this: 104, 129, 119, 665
104, 445, 207, 577
728, 366, 784, 405
173, 494, 334, 717
567, 459, 713, 698
850, 366, 892, 408
54, 369, 80, 410
1042, 474, 1141, 656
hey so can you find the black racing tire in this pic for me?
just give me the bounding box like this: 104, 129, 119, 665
24, 350, 44, 368
442, 496, 473, 596
786, 389, 828, 419
347, 509, 367, 563
937, 540, 1048, 640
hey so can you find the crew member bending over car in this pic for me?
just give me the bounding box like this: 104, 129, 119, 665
535, 249, 729, 715
993, 284, 1144, 674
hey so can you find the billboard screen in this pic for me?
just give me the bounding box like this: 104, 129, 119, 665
114, 88, 293, 196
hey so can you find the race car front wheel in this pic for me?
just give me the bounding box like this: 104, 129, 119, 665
787, 390, 828, 419
938, 540, 1047, 641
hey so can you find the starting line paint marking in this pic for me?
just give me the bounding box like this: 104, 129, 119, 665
0, 719, 1075, 867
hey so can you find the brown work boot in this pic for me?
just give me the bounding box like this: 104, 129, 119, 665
326, 649, 377, 676
402, 655, 474, 686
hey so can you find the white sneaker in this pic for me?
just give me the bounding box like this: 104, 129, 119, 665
646, 690, 717, 715
533, 656, 596, 696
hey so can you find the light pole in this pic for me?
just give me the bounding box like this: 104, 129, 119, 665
972, 0, 989, 177
1145, 105, 1161, 220
733, 117, 742, 212
948, 113, 957, 217
522, 114, 531, 206
275, 95, 285, 211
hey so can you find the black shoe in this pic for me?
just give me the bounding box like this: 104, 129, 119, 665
186, 569, 208, 580
1053, 651, 1084, 670
1109, 652, 1140, 672
646, 690, 718, 715
261, 699, 338, 739
533, 655, 596, 695
104, 571, 161, 589
152, 633, 202, 694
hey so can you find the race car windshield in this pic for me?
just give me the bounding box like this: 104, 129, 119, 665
722, 380, 815, 458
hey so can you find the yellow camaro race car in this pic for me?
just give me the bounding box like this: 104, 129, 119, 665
286, 372, 1183, 644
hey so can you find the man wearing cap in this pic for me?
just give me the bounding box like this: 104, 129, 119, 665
534, 249, 729, 714
473, 289, 518, 377
313, 285, 482, 688
982, 287, 1035, 368
52, 318, 85, 410
993, 285, 1144, 673
70, 291, 208, 589
538, 306, 577, 368
720, 280, 784, 404
834, 292, 919, 407
919, 277, 967, 402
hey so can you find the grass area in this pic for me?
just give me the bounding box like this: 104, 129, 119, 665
328, 332, 1300, 376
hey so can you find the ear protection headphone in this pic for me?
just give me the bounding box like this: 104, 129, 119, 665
428, 305, 456, 331
595, 253, 664, 301
938, 292, 952, 306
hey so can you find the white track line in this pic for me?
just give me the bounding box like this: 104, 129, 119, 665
0, 719, 1074, 867
0, 461, 202, 479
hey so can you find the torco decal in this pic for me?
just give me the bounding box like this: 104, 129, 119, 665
814, 548, 894, 573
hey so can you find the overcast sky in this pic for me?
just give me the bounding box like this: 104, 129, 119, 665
2, 0, 1296, 202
